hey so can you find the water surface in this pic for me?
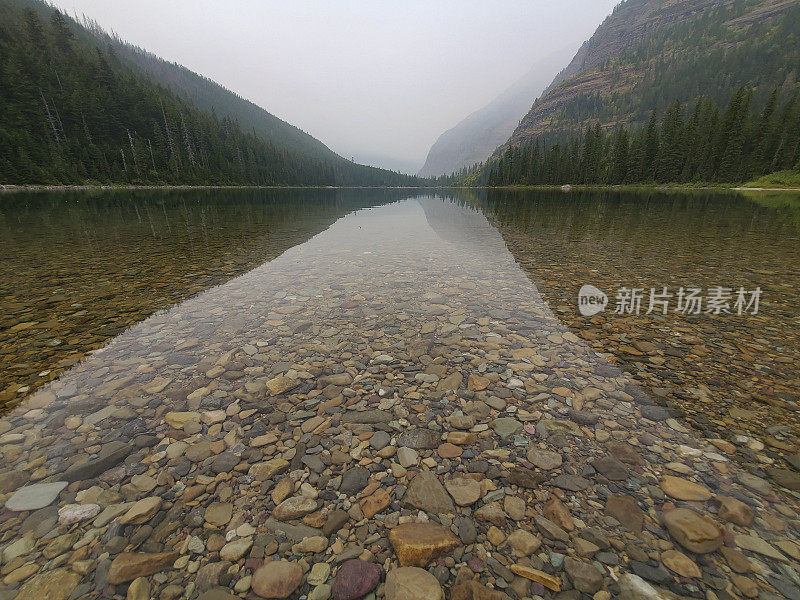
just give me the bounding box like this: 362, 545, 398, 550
1, 189, 799, 600
0, 189, 412, 408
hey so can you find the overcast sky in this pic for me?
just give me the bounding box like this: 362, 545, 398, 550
50, 0, 618, 173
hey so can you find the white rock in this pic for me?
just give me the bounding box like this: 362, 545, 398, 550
58, 503, 101, 526
617, 574, 668, 599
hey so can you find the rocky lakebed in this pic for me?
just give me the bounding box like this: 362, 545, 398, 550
0, 193, 799, 600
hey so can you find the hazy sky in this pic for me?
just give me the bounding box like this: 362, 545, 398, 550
50, 0, 618, 173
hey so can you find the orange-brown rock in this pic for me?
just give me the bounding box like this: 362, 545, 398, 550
251, 560, 303, 599
604, 494, 644, 533
361, 488, 391, 519
303, 511, 328, 528
662, 508, 722, 554
721, 546, 753, 573
388, 522, 460, 567
385, 566, 443, 600
13, 569, 80, 600
716, 495, 754, 526
731, 574, 759, 598
543, 496, 575, 531
509, 564, 561, 591
449, 579, 505, 600
661, 549, 701, 578
446, 432, 477, 446
467, 374, 490, 391
660, 476, 712, 501
438, 443, 463, 458
107, 552, 179, 584
444, 477, 482, 507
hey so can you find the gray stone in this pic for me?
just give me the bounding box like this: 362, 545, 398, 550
341, 410, 393, 424
64, 442, 132, 481
0, 471, 29, 494
397, 428, 440, 450
264, 518, 322, 542
370, 431, 391, 450
340, 466, 370, 496
640, 406, 669, 421
302, 455, 325, 473
402, 470, 454, 514
617, 574, 663, 599
5, 481, 68, 511
592, 456, 629, 481
564, 557, 603, 594
551, 473, 590, 491
397, 447, 419, 467
2, 535, 36, 562
458, 518, 476, 544
534, 515, 569, 542
569, 410, 600, 426
526, 448, 562, 470
491, 418, 523, 438
210, 452, 240, 474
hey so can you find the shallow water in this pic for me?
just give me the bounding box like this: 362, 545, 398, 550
0, 189, 412, 409
0, 189, 799, 600
483, 189, 800, 450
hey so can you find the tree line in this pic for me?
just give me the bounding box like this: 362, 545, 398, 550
486, 87, 800, 186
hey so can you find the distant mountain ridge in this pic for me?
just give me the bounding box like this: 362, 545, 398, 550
501, 0, 800, 152
418, 46, 576, 177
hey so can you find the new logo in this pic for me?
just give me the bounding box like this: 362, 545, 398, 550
578, 284, 608, 316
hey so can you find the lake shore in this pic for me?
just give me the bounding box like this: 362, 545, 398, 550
479, 184, 800, 193
0, 184, 800, 193
0, 184, 438, 193
4, 183, 800, 193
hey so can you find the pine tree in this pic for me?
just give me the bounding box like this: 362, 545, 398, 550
657, 101, 685, 182
49, 10, 74, 55
644, 111, 660, 181
610, 127, 630, 184
717, 87, 751, 181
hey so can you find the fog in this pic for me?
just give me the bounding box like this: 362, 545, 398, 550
49, 0, 619, 173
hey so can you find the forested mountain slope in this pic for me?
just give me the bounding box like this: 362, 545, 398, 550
0, 0, 420, 186
90, 30, 341, 164
503, 0, 800, 151
418, 46, 575, 177
488, 87, 800, 186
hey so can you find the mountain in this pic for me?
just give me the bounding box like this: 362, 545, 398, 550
484, 0, 800, 185
503, 0, 800, 151
87, 27, 341, 165
418, 46, 577, 177
0, 0, 422, 186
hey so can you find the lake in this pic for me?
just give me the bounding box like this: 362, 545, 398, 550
0, 188, 799, 599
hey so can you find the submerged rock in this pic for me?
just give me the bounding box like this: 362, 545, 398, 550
5, 482, 68, 511
402, 470, 454, 514
388, 522, 460, 567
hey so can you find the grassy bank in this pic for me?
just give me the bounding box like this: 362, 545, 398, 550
741, 171, 800, 189
482, 183, 800, 192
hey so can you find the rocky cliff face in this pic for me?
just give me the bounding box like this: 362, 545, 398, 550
502, 0, 800, 151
